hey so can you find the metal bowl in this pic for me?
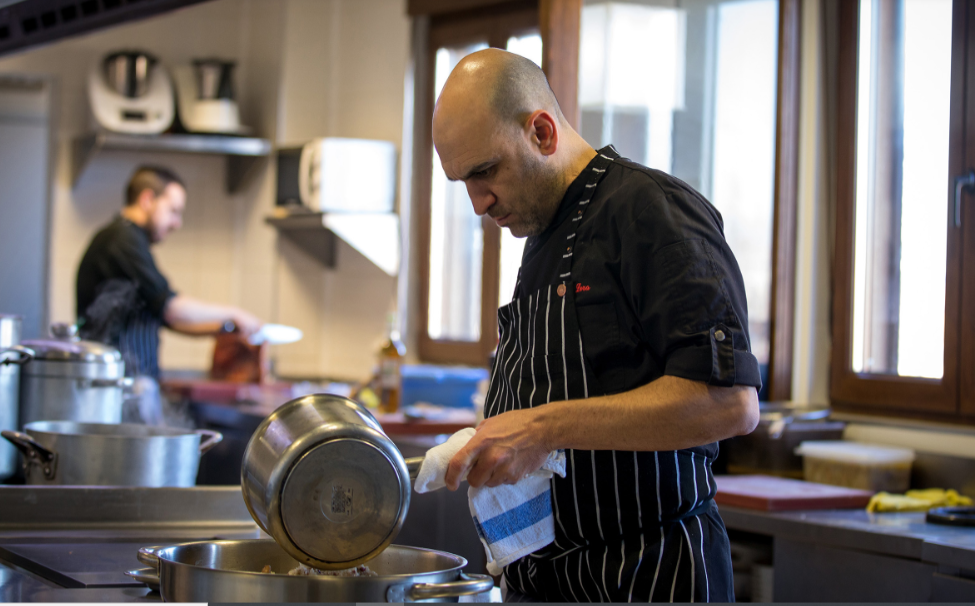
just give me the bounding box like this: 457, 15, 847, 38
136, 539, 493, 602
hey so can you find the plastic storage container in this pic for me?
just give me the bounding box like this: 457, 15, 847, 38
400, 365, 489, 409
794, 441, 915, 492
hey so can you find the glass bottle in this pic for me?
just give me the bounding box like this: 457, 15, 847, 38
378, 313, 406, 413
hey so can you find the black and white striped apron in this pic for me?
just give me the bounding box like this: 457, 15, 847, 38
485, 148, 734, 602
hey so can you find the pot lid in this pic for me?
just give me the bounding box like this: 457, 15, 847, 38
280, 438, 408, 567
21, 323, 122, 363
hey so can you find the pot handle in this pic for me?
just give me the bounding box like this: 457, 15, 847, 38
196, 429, 224, 454
1, 430, 58, 480
86, 377, 135, 388
137, 546, 161, 571
405, 456, 424, 481
386, 572, 494, 602
0, 345, 34, 366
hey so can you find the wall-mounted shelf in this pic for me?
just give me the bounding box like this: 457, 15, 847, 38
72, 131, 272, 193
266, 209, 400, 276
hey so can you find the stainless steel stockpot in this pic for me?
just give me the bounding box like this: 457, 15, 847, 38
133, 539, 493, 602
1, 421, 222, 486
241, 394, 423, 571
0, 314, 33, 480
19, 323, 127, 426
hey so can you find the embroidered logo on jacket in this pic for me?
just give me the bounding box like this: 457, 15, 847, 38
575, 283, 590, 293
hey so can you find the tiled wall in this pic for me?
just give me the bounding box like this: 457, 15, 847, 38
0, 0, 410, 381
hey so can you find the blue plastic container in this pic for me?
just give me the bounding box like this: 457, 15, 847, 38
400, 364, 489, 409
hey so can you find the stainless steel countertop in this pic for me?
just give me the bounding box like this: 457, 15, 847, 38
720, 504, 975, 569
0, 486, 262, 602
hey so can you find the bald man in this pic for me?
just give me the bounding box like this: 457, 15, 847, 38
435, 49, 761, 602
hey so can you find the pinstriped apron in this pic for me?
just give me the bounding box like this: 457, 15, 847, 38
484, 147, 734, 602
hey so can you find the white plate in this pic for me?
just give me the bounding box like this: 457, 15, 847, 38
249, 324, 303, 346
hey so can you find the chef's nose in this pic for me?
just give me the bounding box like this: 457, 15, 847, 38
467, 184, 496, 216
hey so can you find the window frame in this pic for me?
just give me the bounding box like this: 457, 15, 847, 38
830, 0, 971, 421
412, 0, 540, 366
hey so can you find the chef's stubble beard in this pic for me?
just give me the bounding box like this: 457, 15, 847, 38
513, 154, 564, 238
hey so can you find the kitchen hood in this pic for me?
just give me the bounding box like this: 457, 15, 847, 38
0, 0, 209, 58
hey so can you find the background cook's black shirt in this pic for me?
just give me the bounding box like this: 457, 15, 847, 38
76, 216, 176, 378
514, 150, 762, 394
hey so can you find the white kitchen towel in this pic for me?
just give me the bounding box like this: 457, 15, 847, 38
412, 428, 566, 575
413, 427, 476, 493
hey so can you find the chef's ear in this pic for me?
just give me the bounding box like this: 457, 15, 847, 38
527, 109, 559, 156
133, 187, 158, 212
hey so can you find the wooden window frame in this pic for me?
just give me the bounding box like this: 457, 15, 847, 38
830, 0, 974, 422
412, 0, 539, 366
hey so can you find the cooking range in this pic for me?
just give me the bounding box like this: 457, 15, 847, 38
0, 482, 495, 602
0, 485, 262, 602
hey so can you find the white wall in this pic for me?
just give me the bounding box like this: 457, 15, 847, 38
0, 0, 410, 382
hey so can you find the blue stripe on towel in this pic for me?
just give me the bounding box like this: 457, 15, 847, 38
473, 491, 553, 545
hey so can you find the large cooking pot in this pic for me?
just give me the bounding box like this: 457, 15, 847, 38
1, 421, 222, 486
19, 323, 128, 426
132, 539, 493, 602
1, 314, 34, 480
241, 394, 424, 570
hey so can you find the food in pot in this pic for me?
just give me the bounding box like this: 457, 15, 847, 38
259, 563, 377, 577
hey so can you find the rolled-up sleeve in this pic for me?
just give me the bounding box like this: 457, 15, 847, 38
621, 197, 762, 389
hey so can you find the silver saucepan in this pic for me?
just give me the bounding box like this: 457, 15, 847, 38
241, 393, 426, 570
131, 539, 493, 602
1, 421, 222, 486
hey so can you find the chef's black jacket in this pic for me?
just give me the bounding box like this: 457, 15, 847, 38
514, 153, 762, 394
76, 215, 176, 378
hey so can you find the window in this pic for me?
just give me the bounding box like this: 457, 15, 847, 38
578, 0, 781, 376
415, 3, 539, 366
831, 0, 975, 420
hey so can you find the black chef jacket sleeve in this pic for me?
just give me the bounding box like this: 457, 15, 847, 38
619, 183, 762, 389
104, 230, 176, 321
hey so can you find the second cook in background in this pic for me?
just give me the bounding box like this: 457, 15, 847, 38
433, 49, 761, 601
76, 166, 263, 423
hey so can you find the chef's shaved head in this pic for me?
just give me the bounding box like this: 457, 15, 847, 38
435, 48, 564, 131
432, 48, 595, 239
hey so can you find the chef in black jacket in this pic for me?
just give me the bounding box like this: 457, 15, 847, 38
435, 49, 760, 601
76, 166, 262, 420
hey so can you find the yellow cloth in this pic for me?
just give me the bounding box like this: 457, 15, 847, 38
867, 488, 973, 513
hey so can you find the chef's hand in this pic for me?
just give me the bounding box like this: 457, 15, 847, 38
445, 408, 552, 490
230, 309, 263, 340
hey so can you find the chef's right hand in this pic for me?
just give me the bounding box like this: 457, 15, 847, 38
231, 309, 263, 339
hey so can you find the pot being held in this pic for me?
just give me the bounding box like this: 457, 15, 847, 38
19, 323, 129, 426
1, 421, 222, 486
241, 394, 424, 571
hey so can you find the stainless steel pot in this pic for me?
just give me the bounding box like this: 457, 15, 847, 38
19, 323, 128, 426
1, 314, 34, 480
1, 421, 222, 486
133, 539, 493, 602
241, 394, 424, 570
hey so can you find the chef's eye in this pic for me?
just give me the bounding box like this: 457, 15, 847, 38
471, 167, 493, 179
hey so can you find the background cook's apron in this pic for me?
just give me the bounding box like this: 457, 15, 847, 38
484, 148, 734, 602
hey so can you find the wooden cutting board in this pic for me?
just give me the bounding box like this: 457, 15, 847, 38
715, 474, 874, 511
